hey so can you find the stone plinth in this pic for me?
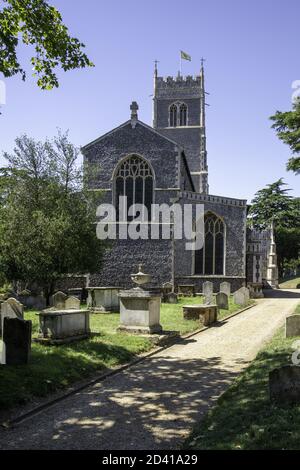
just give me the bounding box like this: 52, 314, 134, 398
87, 287, 123, 312
182, 304, 218, 326
35, 309, 90, 345
118, 289, 162, 334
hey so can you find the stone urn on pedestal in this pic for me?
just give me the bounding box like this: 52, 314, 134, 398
118, 264, 162, 334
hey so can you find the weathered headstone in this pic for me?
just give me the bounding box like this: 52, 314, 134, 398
233, 287, 250, 306
161, 282, 173, 302
65, 296, 81, 310
52, 291, 67, 310
3, 317, 32, 365
165, 292, 178, 304
216, 292, 229, 310
269, 366, 300, 405
1, 297, 24, 334
220, 281, 231, 296
203, 281, 213, 304
285, 315, 300, 338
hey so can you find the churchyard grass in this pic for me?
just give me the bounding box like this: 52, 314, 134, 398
185, 303, 300, 450
0, 296, 250, 411
279, 276, 300, 289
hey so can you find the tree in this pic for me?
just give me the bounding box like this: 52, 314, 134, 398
0, 132, 103, 302
248, 179, 300, 277
0, 0, 93, 89
248, 179, 299, 228
270, 101, 300, 175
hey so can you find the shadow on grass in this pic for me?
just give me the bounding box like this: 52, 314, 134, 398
186, 331, 300, 450
0, 335, 149, 412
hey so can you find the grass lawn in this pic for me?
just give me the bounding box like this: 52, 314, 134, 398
279, 276, 300, 289
0, 295, 250, 412
185, 304, 300, 450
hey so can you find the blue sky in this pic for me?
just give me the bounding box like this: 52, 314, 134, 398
0, 0, 299, 200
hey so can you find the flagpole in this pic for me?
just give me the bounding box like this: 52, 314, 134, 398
180, 51, 182, 76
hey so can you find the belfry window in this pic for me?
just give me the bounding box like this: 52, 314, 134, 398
170, 104, 177, 127
114, 155, 154, 221
179, 103, 187, 126
169, 102, 188, 127
194, 213, 225, 275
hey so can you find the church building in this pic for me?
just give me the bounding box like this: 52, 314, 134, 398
82, 63, 275, 293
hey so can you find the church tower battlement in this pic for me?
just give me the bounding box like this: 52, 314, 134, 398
153, 62, 209, 194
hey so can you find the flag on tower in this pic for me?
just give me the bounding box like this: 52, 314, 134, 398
180, 50, 191, 61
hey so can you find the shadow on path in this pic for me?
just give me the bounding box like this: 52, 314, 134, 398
263, 288, 300, 299
0, 354, 243, 450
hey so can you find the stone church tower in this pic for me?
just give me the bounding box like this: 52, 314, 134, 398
153, 61, 208, 194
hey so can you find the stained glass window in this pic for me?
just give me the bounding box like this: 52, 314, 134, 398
114, 155, 154, 221
194, 213, 225, 275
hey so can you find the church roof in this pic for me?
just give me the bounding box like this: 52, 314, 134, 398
81, 118, 183, 152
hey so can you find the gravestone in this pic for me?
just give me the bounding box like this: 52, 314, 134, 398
165, 292, 178, 304
233, 287, 250, 306
216, 292, 229, 310
52, 291, 68, 310
1, 297, 24, 334
285, 315, 300, 338
161, 282, 172, 302
3, 317, 32, 365
220, 281, 231, 296
203, 281, 213, 304
65, 296, 81, 310
269, 366, 300, 405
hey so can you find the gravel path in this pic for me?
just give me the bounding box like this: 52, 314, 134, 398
0, 289, 299, 450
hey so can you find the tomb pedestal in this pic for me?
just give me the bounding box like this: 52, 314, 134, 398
182, 304, 218, 325
35, 309, 90, 345
118, 289, 162, 334
87, 287, 123, 312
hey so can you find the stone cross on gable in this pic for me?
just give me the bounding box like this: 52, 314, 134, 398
130, 101, 139, 119
130, 101, 139, 128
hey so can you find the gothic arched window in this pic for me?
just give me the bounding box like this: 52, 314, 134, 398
114, 155, 154, 221
194, 213, 225, 275
179, 103, 187, 126
170, 104, 177, 127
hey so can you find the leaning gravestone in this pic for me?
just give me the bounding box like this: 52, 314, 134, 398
0, 298, 24, 335
203, 281, 213, 305
52, 291, 68, 309
216, 292, 229, 310
3, 317, 32, 365
269, 365, 300, 405
285, 315, 300, 338
233, 287, 250, 306
65, 296, 81, 310
220, 281, 231, 296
